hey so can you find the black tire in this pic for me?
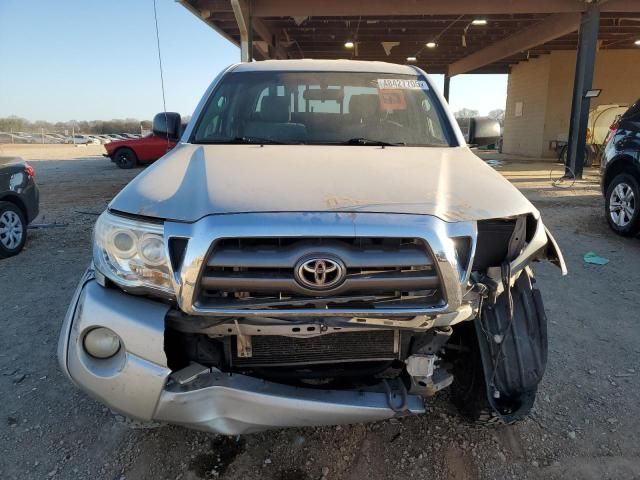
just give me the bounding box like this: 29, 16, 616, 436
447, 322, 506, 425
558, 145, 567, 164
0, 201, 27, 259
605, 173, 640, 237
559, 145, 592, 168
114, 147, 137, 169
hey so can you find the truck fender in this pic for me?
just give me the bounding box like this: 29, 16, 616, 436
544, 226, 567, 275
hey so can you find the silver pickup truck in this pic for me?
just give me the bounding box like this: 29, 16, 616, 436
58, 60, 566, 434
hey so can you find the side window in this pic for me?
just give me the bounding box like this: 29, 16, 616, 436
195, 86, 230, 140
256, 85, 286, 113
622, 100, 640, 123
421, 97, 446, 143
255, 88, 268, 113
210, 96, 227, 132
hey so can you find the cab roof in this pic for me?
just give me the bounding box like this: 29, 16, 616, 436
231, 59, 421, 75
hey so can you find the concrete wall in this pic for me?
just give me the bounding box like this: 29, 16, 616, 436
502, 55, 550, 157
503, 49, 640, 158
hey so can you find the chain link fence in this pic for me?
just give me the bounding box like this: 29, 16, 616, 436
0, 130, 151, 145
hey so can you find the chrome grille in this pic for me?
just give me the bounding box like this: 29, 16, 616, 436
196, 237, 443, 310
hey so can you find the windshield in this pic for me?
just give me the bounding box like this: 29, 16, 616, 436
191, 71, 455, 146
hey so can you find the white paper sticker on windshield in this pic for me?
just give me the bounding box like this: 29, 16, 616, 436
377, 79, 428, 90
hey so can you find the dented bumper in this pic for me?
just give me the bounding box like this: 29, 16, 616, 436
57, 270, 425, 434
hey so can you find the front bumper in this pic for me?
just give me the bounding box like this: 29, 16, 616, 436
58, 270, 425, 434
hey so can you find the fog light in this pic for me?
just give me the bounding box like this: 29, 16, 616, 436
84, 327, 121, 359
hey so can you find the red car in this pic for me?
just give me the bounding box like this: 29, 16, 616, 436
104, 134, 177, 169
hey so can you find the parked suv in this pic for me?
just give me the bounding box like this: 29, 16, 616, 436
58, 61, 566, 434
601, 99, 640, 236
0, 157, 39, 258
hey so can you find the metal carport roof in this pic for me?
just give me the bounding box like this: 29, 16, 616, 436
178, 0, 640, 75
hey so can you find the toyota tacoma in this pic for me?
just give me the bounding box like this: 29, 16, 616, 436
58, 60, 566, 434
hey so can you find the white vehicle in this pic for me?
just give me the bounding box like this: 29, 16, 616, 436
107, 134, 128, 141
39, 134, 64, 144
86, 135, 109, 144
71, 135, 101, 145
59, 60, 566, 435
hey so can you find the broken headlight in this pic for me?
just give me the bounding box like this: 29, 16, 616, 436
93, 211, 174, 298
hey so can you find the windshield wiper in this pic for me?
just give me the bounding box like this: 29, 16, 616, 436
343, 137, 405, 146
235, 136, 287, 144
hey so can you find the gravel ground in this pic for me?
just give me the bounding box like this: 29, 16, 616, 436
1, 144, 639, 480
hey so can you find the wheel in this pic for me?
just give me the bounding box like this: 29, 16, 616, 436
605, 173, 640, 236
447, 321, 536, 426
447, 322, 504, 425
114, 148, 137, 169
558, 145, 567, 164
0, 202, 27, 258
559, 145, 592, 168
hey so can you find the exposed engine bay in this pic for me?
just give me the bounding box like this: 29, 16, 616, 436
162, 214, 562, 423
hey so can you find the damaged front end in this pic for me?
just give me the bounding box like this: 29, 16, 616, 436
58, 209, 564, 433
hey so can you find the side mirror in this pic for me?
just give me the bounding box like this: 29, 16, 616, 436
467, 117, 501, 147
152, 112, 182, 140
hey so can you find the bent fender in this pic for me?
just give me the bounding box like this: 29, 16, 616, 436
544, 226, 567, 275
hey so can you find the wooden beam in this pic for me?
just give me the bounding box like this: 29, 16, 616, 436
601, 0, 640, 12
252, 0, 589, 17
231, 0, 289, 60
178, 0, 239, 46
447, 12, 581, 76
252, 19, 289, 59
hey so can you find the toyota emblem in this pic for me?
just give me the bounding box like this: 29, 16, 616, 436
294, 257, 346, 290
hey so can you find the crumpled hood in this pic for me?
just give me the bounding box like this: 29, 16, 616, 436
109, 144, 537, 222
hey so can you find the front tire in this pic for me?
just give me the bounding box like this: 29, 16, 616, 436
114, 148, 138, 169
447, 322, 532, 426
0, 202, 27, 259
605, 173, 640, 236
448, 272, 544, 426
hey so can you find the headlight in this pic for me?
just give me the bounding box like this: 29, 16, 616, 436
93, 211, 174, 298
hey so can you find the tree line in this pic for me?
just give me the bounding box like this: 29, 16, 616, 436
454, 108, 504, 126
0, 116, 152, 134
1, 109, 505, 134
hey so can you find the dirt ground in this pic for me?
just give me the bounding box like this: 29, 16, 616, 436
1, 144, 639, 480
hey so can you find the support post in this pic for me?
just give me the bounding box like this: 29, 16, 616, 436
247, 12, 253, 61
231, 0, 252, 62
566, 2, 600, 179
239, 38, 250, 62
443, 76, 451, 103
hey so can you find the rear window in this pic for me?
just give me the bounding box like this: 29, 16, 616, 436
621, 99, 640, 121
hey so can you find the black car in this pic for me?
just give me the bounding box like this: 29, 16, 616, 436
0, 156, 39, 258
601, 99, 640, 236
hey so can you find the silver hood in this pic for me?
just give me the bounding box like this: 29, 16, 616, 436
109, 144, 538, 222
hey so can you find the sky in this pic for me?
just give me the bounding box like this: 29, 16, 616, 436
0, 0, 507, 122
